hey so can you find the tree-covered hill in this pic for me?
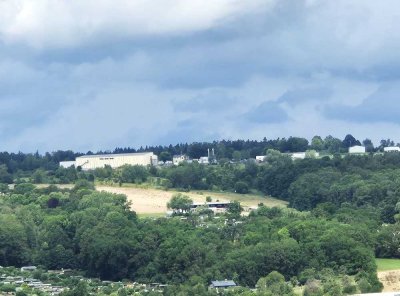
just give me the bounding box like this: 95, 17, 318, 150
0, 181, 386, 294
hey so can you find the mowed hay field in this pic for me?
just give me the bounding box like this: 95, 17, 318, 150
376, 259, 400, 292
96, 185, 287, 215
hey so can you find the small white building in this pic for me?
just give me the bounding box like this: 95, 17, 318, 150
384, 146, 400, 152
59, 161, 76, 168
349, 146, 366, 154
291, 151, 320, 160
255, 156, 266, 162
291, 152, 306, 160
199, 156, 209, 164
173, 154, 189, 166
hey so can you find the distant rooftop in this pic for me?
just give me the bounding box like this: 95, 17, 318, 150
211, 280, 236, 288
76, 152, 154, 159
192, 202, 231, 206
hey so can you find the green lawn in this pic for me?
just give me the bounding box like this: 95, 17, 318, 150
187, 190, 288, 208
376, 258, 400, 271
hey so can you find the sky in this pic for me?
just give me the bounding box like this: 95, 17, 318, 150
0, 0, 400, 152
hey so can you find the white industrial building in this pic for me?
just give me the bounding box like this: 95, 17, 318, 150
349, 146, 366, 154
384, 146, 400, 152
72, 152, 158, 170
59, 161, 76, 168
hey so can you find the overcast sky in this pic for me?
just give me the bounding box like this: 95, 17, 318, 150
0, 0, 399, 152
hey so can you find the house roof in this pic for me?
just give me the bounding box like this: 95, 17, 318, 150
211, 280, 236, 287
192, 202, 231, 206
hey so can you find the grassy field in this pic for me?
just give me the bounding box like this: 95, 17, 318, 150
189, 190, 288, 208
376, 258, 400, 271
35, 183, 288, 215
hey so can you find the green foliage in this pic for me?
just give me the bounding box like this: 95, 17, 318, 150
0, 157, 389, 295
73, 179, 95, 191
167, 193, 193, 213
62, 281, 89, 296
14, 183, 35, 195
303, 279, 323, 296
0, 283, 16, 292
256, 271, 295, 296
119, 165, 149, 184
0, 214, 29, 266
227, 201, 243, 218
234, 181, 249, 194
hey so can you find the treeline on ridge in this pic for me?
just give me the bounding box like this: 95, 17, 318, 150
0, 134, 396, 174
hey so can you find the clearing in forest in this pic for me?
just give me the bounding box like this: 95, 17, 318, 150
96, 185, 287, 215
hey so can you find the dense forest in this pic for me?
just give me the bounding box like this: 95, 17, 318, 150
0, 181, 387, 295
2, 135, 400, 294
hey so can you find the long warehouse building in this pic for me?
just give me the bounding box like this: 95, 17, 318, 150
72, 152, 158, 170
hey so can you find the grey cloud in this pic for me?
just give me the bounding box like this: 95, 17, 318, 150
324, 83, 400, 124
156, 118, 220, 146
244, 101, 288, 124
173, 90, 238, 113
278, 86, 333, 106
2, 1, 400, 152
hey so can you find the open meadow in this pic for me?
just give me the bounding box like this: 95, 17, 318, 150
96, 185, 287, 216
35, 183, 287, 216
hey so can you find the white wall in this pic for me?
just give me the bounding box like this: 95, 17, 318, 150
384, 146, 400, 152
349, 146, 366, 154
59, 161, 76, 168
75, 152, 156, 170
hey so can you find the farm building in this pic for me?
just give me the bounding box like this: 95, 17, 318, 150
349, 145, 366, 154
190, 201, 232, 213
210, 280, 237, 290
74, 152, 158, 170
384, 146, 400, 152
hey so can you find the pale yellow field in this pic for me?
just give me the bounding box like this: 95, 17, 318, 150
378, 270, 400, 292
35, 184, 287, 215
96, 185, 287, 214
